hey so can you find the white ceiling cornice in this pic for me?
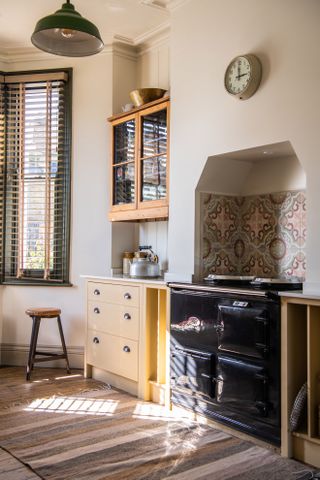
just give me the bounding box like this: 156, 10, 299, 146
134, 21, 170, 46
113, 20, 170, 57
167, 0, 192, 12
0, 45, 114, 65
140, 0, 191, 12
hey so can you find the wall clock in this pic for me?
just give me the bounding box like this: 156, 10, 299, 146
224, 54, 262, 100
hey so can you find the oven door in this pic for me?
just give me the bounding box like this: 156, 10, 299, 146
215, 354, 270, 418
170, 288, 219, 351
171, 347, 215, 399
217, 301, 269, 359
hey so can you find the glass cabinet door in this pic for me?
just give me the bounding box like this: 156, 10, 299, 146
112, 119, 135, 205
140, 108, 167, 203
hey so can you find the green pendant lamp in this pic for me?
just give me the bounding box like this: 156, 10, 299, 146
31, 0, 104, 57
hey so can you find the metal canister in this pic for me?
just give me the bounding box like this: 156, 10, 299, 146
123, 252, 134, 276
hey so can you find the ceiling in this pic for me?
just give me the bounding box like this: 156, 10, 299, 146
0, 0, 179, 55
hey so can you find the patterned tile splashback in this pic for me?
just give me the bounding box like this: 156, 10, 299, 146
201, 190, 306, 279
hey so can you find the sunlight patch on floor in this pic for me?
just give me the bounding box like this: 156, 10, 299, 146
24, 396, 119, 415
132, 401, 192, 422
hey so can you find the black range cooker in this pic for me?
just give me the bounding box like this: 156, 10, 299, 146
168, 275, 303, 445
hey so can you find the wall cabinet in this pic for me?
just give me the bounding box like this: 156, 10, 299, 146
281, 295, 320, 468
108, 97, 170, 222
84, 278, 169, 403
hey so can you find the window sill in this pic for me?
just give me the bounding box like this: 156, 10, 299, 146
2, 281, 73, 287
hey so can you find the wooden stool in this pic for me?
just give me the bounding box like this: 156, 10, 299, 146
26, 308, 71, 381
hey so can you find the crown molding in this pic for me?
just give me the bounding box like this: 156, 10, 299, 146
139, 0, 170, 11
0, 44, 117, 65
167, 0, 192, 11
134, 20, 170, 47
114, 20, 170, 49
140, 0, 190, 11
111, 42, 139, 62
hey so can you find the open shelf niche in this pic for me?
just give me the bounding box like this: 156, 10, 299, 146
282, 297, 320, 468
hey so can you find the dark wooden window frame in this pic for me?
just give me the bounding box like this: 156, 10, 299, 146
0, 68, 72, 286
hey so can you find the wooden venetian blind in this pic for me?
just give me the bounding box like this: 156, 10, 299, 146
0, 76, 5, 279
3, 70, 71, 284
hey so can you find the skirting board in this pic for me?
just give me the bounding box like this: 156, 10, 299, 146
0, 343, 84, 369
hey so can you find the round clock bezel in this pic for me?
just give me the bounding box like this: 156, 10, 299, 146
224, 54, 262, 100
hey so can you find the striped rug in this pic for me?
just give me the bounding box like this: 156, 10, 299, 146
0, 386, 314, 480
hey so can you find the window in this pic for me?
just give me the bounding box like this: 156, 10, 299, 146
0, 70, 72, 285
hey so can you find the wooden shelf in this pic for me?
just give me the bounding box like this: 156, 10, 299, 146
281, 296, 320, 468
108, 96, 170, 122
292, 432, 320, 445
108, 205, 168, 222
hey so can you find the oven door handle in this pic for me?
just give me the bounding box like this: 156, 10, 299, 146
214, 323, 224, 334
254, 372, 270, 416
255, 316, 269, 355
200, 373, 217, 384
172, 350, 212, 361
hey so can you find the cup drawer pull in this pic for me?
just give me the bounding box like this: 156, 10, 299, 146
94, 289, 100, 296
123, 345, 131, 353
93, 307, 100, 314
124, 313, 131, 320
124, 292, 131, 300
93, 337, 100, 344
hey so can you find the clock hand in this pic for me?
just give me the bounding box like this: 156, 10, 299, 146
238, 73, 249, 78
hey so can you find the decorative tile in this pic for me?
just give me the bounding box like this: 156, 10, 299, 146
201, 190, 306, 279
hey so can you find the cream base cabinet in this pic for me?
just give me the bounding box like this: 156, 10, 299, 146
281, 295, 320, 468
84, 278, 168, 402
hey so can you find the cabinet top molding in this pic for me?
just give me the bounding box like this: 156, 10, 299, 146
108, 96, 170, 122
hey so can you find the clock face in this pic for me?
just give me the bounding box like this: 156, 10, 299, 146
225, 56, 251, 95
224, 54, 262, 100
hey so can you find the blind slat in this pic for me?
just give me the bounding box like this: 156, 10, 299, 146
1, 70, 71, 283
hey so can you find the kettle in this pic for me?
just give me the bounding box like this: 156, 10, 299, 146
129, 247, 160, 278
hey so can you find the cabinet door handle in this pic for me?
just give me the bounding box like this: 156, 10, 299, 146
124, 292, 131, 300
123, 313, 131, 320
93, 337, 100, 344
94, 307, 100, 314
94, 289, 100, 296
123, 345, 131, 353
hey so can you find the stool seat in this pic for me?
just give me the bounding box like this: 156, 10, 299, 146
26, 308, 61, 318
25, 307, 70, 380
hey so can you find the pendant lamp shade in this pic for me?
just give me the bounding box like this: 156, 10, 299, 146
31, 0, 104, 57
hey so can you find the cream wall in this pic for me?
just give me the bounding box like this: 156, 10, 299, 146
168, 0, 320, 292
137, 40, 170, 90
0, 39, 170, 366
1, 52, 113, 365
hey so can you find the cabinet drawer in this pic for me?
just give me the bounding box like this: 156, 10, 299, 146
87, 330, 138, 381
88, 301, 139, 340
88, 282, 140, 307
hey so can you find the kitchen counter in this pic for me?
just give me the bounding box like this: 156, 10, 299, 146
278, 290, 320, 300
82, 274, 166, 286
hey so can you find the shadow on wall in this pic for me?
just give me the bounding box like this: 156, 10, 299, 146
194, 141, 307, 280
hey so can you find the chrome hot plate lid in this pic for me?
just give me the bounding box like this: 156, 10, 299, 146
204, 274, 255, 282
203, 274, 303, 290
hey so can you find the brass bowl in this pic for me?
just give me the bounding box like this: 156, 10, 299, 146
129, 88, 166, 107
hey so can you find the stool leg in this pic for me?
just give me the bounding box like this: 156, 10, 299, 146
57, 316, 71, 374
26, 316, 41, 381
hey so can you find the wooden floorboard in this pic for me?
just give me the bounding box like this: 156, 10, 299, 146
0, 366, 99, 479
0, 449, 41, 479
